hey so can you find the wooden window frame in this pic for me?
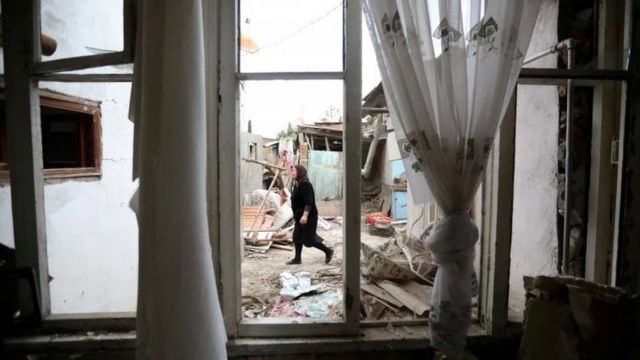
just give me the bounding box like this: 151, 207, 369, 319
0, 88, 102, 181
217, 0, 362, 338
3, 1, 634, 353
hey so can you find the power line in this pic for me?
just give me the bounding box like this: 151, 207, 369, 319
247, 2, 342, 53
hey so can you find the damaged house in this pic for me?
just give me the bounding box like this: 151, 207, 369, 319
1, 0, 640, 359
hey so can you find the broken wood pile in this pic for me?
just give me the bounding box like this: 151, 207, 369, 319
243, 209, 294, 252
361, 234, 437, 284
241, 157, 296, 253
360, 230, 437, 320
361, 279, 431, 320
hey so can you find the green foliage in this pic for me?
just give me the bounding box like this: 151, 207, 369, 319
277, 122, 297, 139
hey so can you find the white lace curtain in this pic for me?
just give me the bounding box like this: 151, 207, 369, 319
364, 1, 542, 358
129, 0, 227, 359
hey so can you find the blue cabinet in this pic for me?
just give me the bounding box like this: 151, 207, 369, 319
392, 190, 407, 220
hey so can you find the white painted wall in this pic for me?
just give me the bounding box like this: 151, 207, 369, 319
0, 0, 138, 314
509, 0, 560, 319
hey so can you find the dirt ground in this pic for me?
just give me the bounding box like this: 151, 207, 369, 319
241, 223, 344, 319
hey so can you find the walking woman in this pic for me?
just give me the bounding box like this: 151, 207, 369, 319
287, 164, 334, 265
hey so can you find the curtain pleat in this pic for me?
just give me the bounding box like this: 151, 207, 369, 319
129, 0, 228, 359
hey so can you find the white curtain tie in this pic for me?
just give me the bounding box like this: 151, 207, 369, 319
431, 249, 475, 265
426, 212, 479, 263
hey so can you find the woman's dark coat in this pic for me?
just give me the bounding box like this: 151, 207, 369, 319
291, 178, 323, 247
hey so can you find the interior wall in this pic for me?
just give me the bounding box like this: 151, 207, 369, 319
0, 0, 138, 314
509, 0, 560, 319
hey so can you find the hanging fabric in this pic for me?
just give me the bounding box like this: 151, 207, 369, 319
364, 1, 542, 357
129, 0, 227, 358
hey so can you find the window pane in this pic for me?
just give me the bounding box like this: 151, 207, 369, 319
240, 80, 344, 138
360, 23, 436, 322
38, 82, 137, 314
40, 0, 124, 60
524, 0, 628, 70
0, 189, 15, 250
239, 0, 343, 73
239, 80, 344, 321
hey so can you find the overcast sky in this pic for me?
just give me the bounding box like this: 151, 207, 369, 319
239, 0, 382, 138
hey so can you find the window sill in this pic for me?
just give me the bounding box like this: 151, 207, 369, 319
5, 321, 515, 358
0, 168, 101, 182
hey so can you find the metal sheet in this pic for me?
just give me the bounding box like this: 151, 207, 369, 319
307, 150, 343, 201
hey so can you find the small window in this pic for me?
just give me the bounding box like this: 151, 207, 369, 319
0, 89, 102, 180
249, 142, 258, 160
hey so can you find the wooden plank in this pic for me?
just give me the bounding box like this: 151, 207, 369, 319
367, 302, 387, 319
245, 242, 272, 253
33, 52, 131, 74
376, 281, 428, 315
247, 168, 281, 237
361, 283, 403, 308
1, 0, 51, 316
242, 157, 286, 171
241, 228, 280, 233
271, 244, 292, 251
399, 280, 432, 307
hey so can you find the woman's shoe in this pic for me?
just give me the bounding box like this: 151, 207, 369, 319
286, 258, 301, 265
325, 248, 334, 264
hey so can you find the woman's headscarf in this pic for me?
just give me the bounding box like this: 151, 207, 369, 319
294, 164, 309, 182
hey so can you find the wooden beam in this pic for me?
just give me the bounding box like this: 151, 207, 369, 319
585, 0, 625, 284
247, 168, 281, 238
122, 0, 136, 60
344, 0, 362, 336
236, 71, 343, 81
616, 0, 640, 294
361, 107, 389, 114
1, 0, 50, 315
242, 157, 286, 171
480, 94, 516, 336
32, 52, 131, 75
